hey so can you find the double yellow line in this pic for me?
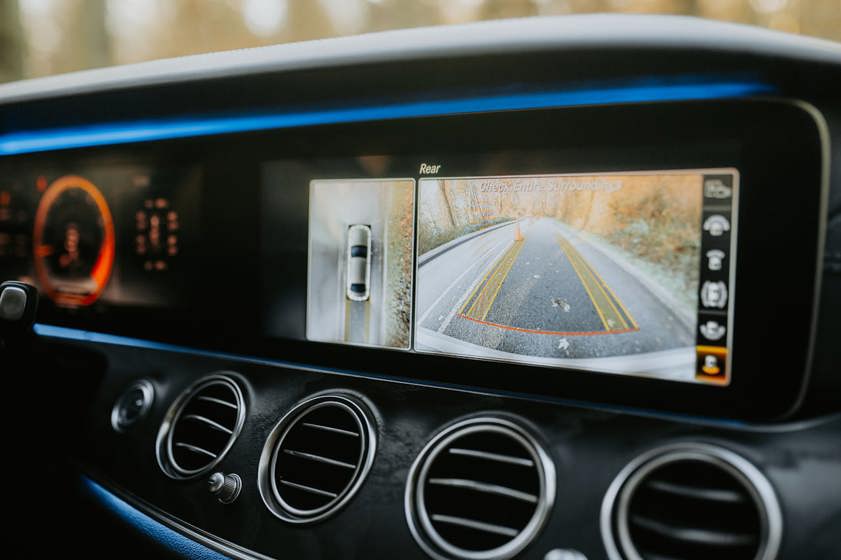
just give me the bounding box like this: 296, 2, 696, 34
460, 240, 525, 321
558, 236, 638, 333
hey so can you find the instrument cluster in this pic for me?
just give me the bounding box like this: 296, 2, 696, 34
0, 165, 199, 311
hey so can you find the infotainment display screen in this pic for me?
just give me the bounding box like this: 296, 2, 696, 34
414, 170, 737, 385
290, 162, 737, 386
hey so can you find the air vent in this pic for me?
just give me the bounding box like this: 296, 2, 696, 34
258, 393, 376, 524
157, 374, 245, 479
602, 444, 782, 560
405, 417, 555, 560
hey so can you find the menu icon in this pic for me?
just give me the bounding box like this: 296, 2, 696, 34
704, 177, 733, 200
701, 281, 728, 309
703, 215, 730, 237
699, 320, 726, 341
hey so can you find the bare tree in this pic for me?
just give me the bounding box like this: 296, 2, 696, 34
0, 0, 24, 84
53, 0, 111, 74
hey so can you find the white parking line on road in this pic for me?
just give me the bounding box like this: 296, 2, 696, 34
417, 235, 509, 327
438, 238, 512, 334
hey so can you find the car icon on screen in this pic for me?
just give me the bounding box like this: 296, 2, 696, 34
346, 224, 372, 302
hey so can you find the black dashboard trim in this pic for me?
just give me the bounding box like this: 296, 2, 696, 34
36, 325, 841, 433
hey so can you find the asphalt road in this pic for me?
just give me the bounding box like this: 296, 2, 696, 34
416, 218, 694, 366
345, 298, 371, 344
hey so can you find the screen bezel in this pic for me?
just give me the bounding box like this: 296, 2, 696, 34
3, 98, 826, 420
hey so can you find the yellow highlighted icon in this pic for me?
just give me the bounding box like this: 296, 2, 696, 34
696, 345, 728, 383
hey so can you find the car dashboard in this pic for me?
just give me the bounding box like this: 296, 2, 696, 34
1, 15, 840, 560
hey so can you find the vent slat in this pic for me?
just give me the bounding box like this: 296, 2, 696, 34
448, 448, 534, 467
283, 449, 356, 469
197, 395, 238, 409
174, 442, 219, 459
182, 414, 234, 435
302, 422, 359, 437
646, 479, 745, 504
630, 514, 757, 547
428, 478, 538, 503
279, 479, 339, 498
430, 514, 519, 538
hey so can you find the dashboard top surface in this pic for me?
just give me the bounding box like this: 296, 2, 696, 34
0, 15, 840, 108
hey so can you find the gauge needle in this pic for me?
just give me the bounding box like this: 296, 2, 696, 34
35, 244, 55, 257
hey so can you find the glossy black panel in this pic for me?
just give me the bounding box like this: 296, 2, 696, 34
69, 339, 841, 560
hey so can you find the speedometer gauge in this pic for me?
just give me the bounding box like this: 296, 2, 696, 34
33, 175, 115, 307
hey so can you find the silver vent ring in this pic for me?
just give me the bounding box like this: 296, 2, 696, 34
405, 416, 556, 560
600, 443, 783, 560
156, 373, 246, 480
258, 393, 377, 524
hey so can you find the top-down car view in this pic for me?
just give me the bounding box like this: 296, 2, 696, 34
1, 1, 840, 558
346, 224, 372, 302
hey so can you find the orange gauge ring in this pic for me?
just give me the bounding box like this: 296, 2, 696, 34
33, 175, 115, 307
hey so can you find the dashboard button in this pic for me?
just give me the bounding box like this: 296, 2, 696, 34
0, 285, 26, 321
208, 472, 241, 504
111, 380, 154, 432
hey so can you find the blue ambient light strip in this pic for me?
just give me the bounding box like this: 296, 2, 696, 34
0, 79, 773, 156
82, 476, 230, 560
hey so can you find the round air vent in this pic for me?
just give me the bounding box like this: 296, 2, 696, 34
156, 374, 245, 479
602, 443, 782, 560
405, 417, 555, 560
258, 393, 376, 524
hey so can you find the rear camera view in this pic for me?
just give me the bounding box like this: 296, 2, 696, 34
415, 172, 735, 383
307, 179, 415, 349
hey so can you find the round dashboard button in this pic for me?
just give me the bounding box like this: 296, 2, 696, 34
111, 380, 154, 432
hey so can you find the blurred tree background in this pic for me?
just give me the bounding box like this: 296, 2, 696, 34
1, 0, 840, 84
